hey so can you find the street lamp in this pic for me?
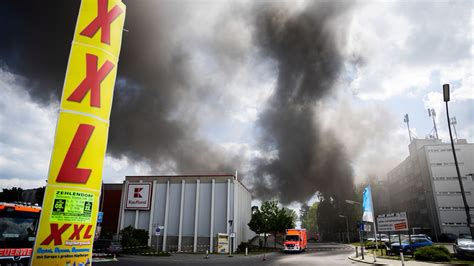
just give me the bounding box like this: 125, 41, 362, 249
339, 215, 350, 243
345, 199, 364, 259
345, 200, 362, 206
443, 84, 474, 239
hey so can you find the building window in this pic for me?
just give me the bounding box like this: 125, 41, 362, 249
436, 191, 471, 195
433, 176, 468, 181
439, 207, 474, 211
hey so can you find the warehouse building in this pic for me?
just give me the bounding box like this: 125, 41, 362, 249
385, 138, 474, 239
117, 175, 253, 252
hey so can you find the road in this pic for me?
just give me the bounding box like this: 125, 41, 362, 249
98, 242, 361, 266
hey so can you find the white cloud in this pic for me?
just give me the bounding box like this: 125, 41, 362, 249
346, 1, 472, 101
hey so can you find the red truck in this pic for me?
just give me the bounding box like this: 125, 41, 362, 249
0, 203, 41, 265
283, 229, 307, 252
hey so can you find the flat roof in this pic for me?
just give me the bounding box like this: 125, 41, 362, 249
124, 174, 250, 192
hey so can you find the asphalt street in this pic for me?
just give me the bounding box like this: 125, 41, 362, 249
98, 243, 361, 266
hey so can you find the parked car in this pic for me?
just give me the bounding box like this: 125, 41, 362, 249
411, 234, 432, 241
93, 239, 123, 255
390, 237, 432, 254
367, 234, 389, 242
454, 235, 474, 258
440, 233, 457, 243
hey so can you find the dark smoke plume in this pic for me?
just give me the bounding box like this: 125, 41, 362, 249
0, 0, 356, 204
251, 1, 355, 204
0, 0, 238, 174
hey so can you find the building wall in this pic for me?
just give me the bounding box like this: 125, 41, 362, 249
118, 175, 253, 252
423, 143, 474, 235
385, 139, 474, 238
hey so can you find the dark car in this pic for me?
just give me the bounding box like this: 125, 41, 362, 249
390, 237, 432, 254
454, 235, 474, 258
440, 233, 457, 243
93, 239, 123, 255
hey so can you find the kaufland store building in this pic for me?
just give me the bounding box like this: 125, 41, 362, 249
116, 175, 253, 252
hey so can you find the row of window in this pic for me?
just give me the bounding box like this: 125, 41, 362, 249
436, 191, 471, 195
439, 207, 474, 211
430, 162, 465, 166
428, 148, 461, 152
442, 222, 467, 226
433, 176, 468, 181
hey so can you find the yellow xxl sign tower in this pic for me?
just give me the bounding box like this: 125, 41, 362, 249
31, 0, 126, 265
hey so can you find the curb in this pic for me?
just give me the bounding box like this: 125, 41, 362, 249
348, 256, 389, 265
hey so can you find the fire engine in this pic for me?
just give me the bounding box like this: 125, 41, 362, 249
0, 203, 41, 265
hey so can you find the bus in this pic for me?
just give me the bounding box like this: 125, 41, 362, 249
0, 203, 41, 266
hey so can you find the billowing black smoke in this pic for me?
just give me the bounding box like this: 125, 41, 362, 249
251, 2, 355, 204
0, 0, 239, 174
0, 0, 355, 204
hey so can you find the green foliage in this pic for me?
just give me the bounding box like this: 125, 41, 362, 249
119, 225, 149, 249
300, 202, 318, 233
0, 187, 23, 202
248, 200, 297, 248
35, 186, 45, 205
414, 246, 451, 262
363, 241, 384, 249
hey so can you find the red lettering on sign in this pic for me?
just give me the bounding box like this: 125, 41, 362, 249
68, 224, 85, 240
0, 248, 31, 257
83, 225, 93, 239
67, 53, 114, 108
56, 124, 95, 184
41, 224, 71, 245
80, 0, 123, 45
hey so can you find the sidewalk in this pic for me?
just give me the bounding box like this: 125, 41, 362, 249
348, 253, 455, 265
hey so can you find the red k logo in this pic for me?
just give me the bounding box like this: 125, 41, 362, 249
134, 188, 143, 198
80, 0, 124, 45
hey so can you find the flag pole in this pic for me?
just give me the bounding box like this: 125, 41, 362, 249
369, 185, 378, 261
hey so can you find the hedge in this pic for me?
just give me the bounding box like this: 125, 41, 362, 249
414, 246, 451, 262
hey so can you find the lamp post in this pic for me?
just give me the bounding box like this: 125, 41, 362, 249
443, 84, 474, 239
346, 200, 364, 259
339, 215, 350, 243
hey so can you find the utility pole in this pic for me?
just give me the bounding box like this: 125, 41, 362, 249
443, 84, 474, 239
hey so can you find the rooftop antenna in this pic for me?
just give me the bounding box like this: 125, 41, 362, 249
404, 114, 413, 143
451, 116, 458, 142
427, 108, 439, 139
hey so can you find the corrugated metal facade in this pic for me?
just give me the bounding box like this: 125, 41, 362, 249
118, 175, 253, 252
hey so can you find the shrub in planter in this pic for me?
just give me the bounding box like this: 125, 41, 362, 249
119, 225, 149, 251
364, 241, 385, 250
414, 246, 451, 262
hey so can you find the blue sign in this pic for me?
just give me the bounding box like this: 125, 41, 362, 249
97, 211, 104, 223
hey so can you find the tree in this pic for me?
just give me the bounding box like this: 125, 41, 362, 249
248, 200, 296, 249
35, 186, 46, 205
301, 202, 318, 236
0, 187, 23, 202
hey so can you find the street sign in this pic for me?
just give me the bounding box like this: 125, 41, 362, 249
97, 211, 103, 223
126, 183, 152, 210
230, 232, 236, 238
155, 227, 162, 236
377, 212, 409, 232
363, 224, 371, 232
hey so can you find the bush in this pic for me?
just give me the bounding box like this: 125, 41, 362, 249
119, 225, 149, 249
414, 246, 451, 262
364, 241, 385, 249
237, 242, 249, 253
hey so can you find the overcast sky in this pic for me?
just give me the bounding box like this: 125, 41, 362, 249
0, 0, 472, 206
